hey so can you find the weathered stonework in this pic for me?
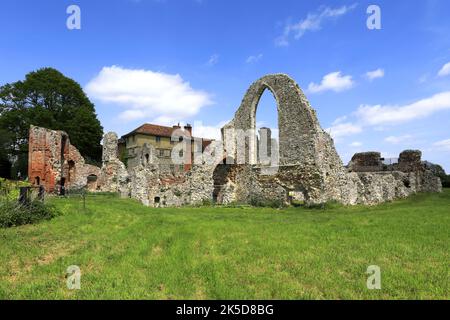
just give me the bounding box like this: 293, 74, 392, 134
28, 125, 101, 192
213, 74, 442, 206
348, 152, 383, 172
29, 74, 442, 207
98, 132, 129, 195
218, 74, 349, 205
28, 126, 129, 194
398, 150, 423, 172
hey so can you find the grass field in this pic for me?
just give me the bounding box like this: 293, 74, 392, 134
0, 190, 449, 300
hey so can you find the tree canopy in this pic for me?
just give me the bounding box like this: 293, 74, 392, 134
0, 68, 103, 178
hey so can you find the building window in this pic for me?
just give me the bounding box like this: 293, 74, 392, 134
156, 149, 171, 158
156, 136, 161, 143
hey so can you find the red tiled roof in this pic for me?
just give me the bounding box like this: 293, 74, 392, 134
123, 123, 176, 138
122, 123, 213, 141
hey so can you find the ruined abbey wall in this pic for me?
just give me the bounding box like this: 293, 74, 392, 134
28, 126, 101, 192
215, 74, 442, 206
29, 74, 442, 207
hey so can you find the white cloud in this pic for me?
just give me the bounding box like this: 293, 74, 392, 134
191, 120, 230, 140
356, 91, 450, 126
380, 152, 399, 159
85, 65, 213, 123
328, 91, 450, 142
332, 115, 348, 125
246, 54, 263, 64
438, 62, 450, 77
308, 71, 355, 94
384, 135, 413, 144
349, 141, 362, 147
275, 4, 357, 46
207, 54, 219, 66
326, 122, 362, 140
433, 139, 450, 151
365, 68, 384, 81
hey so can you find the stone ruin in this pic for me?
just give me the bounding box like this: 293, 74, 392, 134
28, 126, 127, 195
28, 74, 442, 206
28, 125, 102, 193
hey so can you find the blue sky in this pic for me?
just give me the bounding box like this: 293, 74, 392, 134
1, 0, 450, 171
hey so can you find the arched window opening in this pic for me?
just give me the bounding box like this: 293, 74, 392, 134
86, 174, 98, 192
254, 89, 280, 167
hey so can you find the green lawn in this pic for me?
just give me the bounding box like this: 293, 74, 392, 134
0, 190, 449, 300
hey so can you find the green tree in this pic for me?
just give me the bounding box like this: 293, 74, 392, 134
0, 128, 12, 178
0, 68, 103, 178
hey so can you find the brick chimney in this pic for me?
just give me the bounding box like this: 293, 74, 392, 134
184, 123, 192, 136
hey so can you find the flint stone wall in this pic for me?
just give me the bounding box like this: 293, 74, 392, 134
398, 150, 423, 172
31, 74, 441, 207
98, 132, 129, 195
213, 74, 442, 206
123, 74, 442, 207
220, 74, 349, 205
348, 152, 383, 172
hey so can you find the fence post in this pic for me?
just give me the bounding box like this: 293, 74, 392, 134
38, 185, 45, 202
18, 187, 31, 205
83, 189, 86, 210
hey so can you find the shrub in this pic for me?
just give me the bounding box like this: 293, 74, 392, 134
250, 197, 285, 208
0, 200, 60, 228
441, 175, 450, 188
305, 200, 342, 210
291, 200, 305, 207
201, 199, 212, 206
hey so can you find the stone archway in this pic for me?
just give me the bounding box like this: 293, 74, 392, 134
221, 74, 346, 204
224, 74, 325, 166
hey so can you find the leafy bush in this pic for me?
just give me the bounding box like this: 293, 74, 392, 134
291, 200, 305, 207
250, 197, 285, 208
441, 175, 450, 188
0, 200, 59, 228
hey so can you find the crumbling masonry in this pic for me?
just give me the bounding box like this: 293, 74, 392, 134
28, 74, 442, 206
